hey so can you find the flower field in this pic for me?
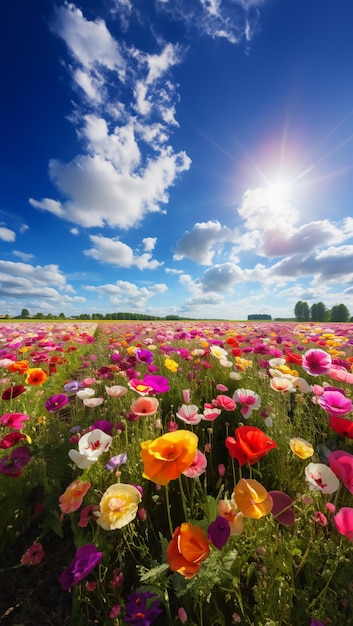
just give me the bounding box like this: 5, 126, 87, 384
1, 320, 353, 626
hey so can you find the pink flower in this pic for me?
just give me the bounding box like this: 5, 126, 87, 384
182, 389, 191, 404
176, 404, 203, 425
21, 542, 45, 566
183, 449, 207, 478
317, 389, 353, 417
78, 504, 99, 527
329, 450, 353, 494
109, 605, 121, 619
232, 388, 261, 419
302, 348, 332, 376
130, 396, 159, 416
314, 511, 328, 526
105, 385, 128, 397
214, 395, 236, 411
202, 407, 222, 421
334, 507, 353, 541
0, 412, 30, 429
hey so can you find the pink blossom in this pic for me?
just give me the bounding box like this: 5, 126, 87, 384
233, 388, 261, 419
0, 412, 30, 429
334, 507, 353, 541
317, 389, 353, 417
202, 407, 222, 421
329, 450, 353, 494
302, 348, 332, 376
182, 389, 191, 403
314, 511, 328, 526
130, 396, 159, 416
183, 449, 207, 478
176, 404, 202, 425
214, 394, 236, 411
21, 542, 45, 566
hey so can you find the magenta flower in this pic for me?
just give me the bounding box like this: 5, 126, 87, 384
317, 389, 353, 417
45, 394, 69, 412
59, 544, 103, 590
143, 374, 170, 394
334, 507, 353, 541
0, 412, 30, 429
208, 515, 231, 549
0, 446, 31, 477
214, 395, 236, 411
302, 348, 332, 376
329, 450, 353, 494
135, 349, 154, 364
0, 432, 26, 449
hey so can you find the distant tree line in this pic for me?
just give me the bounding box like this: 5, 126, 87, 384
248, 314, 272, 320
294, 301, 352, 323
8, 309, 195, 321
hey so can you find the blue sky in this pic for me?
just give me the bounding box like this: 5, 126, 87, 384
1, 0, 353, 319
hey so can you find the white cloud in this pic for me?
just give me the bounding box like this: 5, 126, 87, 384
30, 5, 190, 231
0, 260, 76, 301
142, 237, 157, 252
85, 279, 165, 310
70, 227, 79, 235
238, 187, 299, 233
83, 234, 163, 269
12, 250, 34, 261
199, 262, 244, 292
165, 267, 183, 274
0, 227, 16, 242
174, 220, 235, 264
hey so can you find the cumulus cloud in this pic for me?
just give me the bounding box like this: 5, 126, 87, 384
174, 220, 235, 264
199, 262, 244, 292
0, 227, 16, 242
83, 234, 163, 269
0, 260, 76, 303
85, 279, 167, 310
261, 220, 344, 257
30, 4, 191, 230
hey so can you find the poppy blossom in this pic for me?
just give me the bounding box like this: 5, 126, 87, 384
333, 507, 353, 541
232, 388, 260, 419
68, 429, 113, 469
208, 516, 230, 549
289, 437, 314, 459
59, 544, 103, 590
25, 368, 48, 386
302, 348, 332, 376
124, 590, 162, 624
45, 394, 69, 412
0, 412, 30, 429
0, 432, 27, 449
328, 450, 353, 494
328, 415, 353, 439
59, 479, 91, 514
1, 385, 26, 400
268, 490, 295, 525
95, 483, 141, 530
225, 425, 277, 466
166, 523, 210, 578
317, 389, 353, 417
183, 449, 207, 478
305, 462, 340, 494
233, 478, 273, 519
141, 430, 198, 486
130, 396, 159, 416
176, 404, 203, 425
21, 542, 45, 566
217, 499, 244, 535
0, 446, 31, 477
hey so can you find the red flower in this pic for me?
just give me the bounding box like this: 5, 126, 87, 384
1, 385, 26, 400
285, 351, 303, 365
225, 425, 277, 466
0, 432, 26, 449
328, 416, 353, 439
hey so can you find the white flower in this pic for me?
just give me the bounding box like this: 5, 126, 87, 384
76, 387, 95, 400
305, 462, 340, 494
68, 429, 113, 469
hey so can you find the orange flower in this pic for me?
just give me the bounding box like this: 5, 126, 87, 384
59, 479, 91, 514
7, 360, 29, 374
166, 523, 210, 578
25, 368, 47, 386
233, 478, 273, 519
140, 430, 198, 485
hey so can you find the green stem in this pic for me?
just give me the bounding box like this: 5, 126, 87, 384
178, 475, 189, 522
165, 485, 174, 537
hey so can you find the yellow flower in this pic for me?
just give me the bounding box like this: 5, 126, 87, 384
96, 483, 141, 530
164, 358, 179, 373
233, 478, 273, 519
289, 437, 314, 459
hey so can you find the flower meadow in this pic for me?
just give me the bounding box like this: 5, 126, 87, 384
1, 321, 353, 626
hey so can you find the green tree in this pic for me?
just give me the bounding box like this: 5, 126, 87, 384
58, 312, 66, 319
330, 304, 350, 322
21, 308, 30, 318
294, 301, 310, 322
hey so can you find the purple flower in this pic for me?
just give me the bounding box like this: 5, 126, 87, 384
59, 544, 103, 590
124, 590, 162, 625
143, 375, 170, 394
105, 452, 128, 471
45, 394, 69, 412
91, 419, 114, 435
135, 349, 154, 365
208, 516, 230, 549
63, 380, 83, 393
0, 446, 31, 477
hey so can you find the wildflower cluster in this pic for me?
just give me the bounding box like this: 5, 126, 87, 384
1, 320, 353, 625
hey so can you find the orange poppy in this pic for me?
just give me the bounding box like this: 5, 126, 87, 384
25, 368, 48, 386
233, 478, 273, 519
140, 430, 198, 485
7, 360, 29, 374
166, 523, 210, 578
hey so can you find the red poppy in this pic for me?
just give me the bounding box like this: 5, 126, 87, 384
285, 351, 303, 365
328, 416, 353, 439
1, 385, 26, 400
225, 425, 277, 466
